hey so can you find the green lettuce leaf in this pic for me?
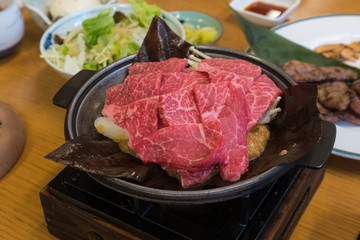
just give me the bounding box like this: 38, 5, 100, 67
129, 0, 161, 28
82, 9, 115, 47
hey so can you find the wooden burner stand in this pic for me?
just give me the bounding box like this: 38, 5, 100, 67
40, 165, 326, 240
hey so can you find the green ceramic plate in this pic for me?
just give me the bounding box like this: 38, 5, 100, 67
170, 10, 223, 44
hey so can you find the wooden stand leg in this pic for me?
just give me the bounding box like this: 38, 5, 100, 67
40, 189, 144, 240
261, 167, 326, 240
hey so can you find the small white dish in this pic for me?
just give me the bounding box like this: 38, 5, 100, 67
40, 3, 185, 79
230, 0, 301, 28
23, 0, 117, 30
0, 0, 24, 57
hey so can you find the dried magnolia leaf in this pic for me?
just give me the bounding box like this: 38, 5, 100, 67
134, 15, 192, 63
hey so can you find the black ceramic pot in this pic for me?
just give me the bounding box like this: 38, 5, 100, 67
52, 45, 336, 205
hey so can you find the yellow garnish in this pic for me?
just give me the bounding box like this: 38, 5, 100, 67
183, 23, 218, 45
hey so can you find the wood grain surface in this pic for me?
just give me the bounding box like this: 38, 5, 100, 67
0, 0, 359, 239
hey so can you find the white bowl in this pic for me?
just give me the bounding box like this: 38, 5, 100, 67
23, 0, 117, 30
40, 3, 185, 79
230, 0, 301, 28
0, 0, 24, 57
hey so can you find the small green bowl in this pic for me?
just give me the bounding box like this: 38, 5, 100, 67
170, 10, 223, 44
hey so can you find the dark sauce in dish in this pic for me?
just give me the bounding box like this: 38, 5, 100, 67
245, 1, 288, 18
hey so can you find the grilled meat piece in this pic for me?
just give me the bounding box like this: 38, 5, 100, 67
339, 112, 360, 125
317, 84, 360, 125
282, 60, 358, 83
317, 81, 351, 111
316, 101, 332, 114
322, 112, 360, 125
349, 90, 360, 115
352, 79, 360, 95
316, 101, 341, 122
321, 113, 342, 123
317, 100, 360, 124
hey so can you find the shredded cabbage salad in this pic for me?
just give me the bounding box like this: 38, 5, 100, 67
43, 0, 161, 74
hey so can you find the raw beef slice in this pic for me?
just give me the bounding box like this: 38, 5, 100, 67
246, 74, 282, 131
182, 68, 210, 84
218, 81, 250, 181
102, 97, 159, 149
198, 58, 262, 79
128, 58, 188, 75
104, 71, 162, 107
160, 72, 201, 95
194, 80, 250, 181
133, 121, 228, 187
193, 81, 230, 122
159, 89, 200, 126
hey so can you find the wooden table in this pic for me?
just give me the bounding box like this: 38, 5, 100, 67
1, 1, 360, 239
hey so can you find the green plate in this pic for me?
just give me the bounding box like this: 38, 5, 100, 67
170, 10, 223, 44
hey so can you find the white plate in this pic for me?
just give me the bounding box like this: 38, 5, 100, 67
273, 14, 360, 160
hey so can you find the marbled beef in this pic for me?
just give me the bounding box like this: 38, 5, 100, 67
101, 58, 282, 187
102, 97, 159, 149
159, 89, 200, 126
182, 68, 210, 84
160, 72, 201, 95
194, 80, 250, 181
128, 58, 188, 75
104, 71, 162, 107
134, 121, 228, 187
197, 58, 261, 87
246, 74, 283, 131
